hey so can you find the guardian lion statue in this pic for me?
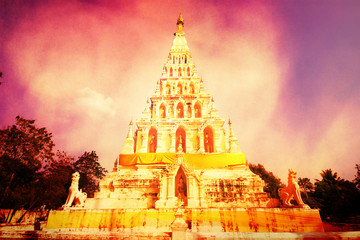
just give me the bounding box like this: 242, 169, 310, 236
278, 169, 309, 209
63, 172, 87, 208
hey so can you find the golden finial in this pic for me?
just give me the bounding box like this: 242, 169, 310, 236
176, 13, 184, 32
177, 13, 184, 25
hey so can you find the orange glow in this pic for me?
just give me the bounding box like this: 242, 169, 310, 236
2, 1, 360, 182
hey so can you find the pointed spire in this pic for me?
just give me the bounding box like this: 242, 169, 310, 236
113, 157, 118, 172
155, 80, 160, 94
121, 120, 135, 154
229, 118, 234, 137
177, 13, 184, 32
171, 13, 189, 52
228, 117, 241, 153
127, 120, 133, 138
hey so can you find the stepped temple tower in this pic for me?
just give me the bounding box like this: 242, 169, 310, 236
85, 14, 270, 209
47, 14, 324, 234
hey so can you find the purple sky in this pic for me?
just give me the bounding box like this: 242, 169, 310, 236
1, 0, 360, 182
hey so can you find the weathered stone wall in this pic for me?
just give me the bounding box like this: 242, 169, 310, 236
1, 229, 360, 240
0, 209, 43, 224
46, 208, 324, 233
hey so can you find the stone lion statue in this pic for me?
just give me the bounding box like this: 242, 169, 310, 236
278, 169, 309, 209
63, 172, 87, 208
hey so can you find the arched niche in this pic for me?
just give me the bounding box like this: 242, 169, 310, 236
176, 102, 184, 118
178, 67, 182, 76
175, 126, 186, 152
109, 181, 115, 192
170, 68, 173, 77
204, 126, 214, 153
134, 129, 139, 153
187, 67, 190, 76
189, 82, 195, 94
148, 127, 157, 153
177, 83, 183, 94
186, 103, 192, 118
166, 83, 171, 95
160, 103, 166, 118
175, 167, 187, 205
194, 101, 202, 118
151, 105, 156, 119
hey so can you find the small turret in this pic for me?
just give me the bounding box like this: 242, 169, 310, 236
228, 118, 242, 153
127, 120, 133, 138
113, 158, 118, 172
121, 120, 135, 154
229, 118, 234, 137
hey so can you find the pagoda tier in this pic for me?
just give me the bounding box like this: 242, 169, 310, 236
122, 14, 241, 155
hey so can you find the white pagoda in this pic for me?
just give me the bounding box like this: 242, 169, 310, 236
85, 14, 271, 210
47, 14, 323, 234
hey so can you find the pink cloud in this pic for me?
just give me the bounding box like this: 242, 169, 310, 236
2, 0, 359, 182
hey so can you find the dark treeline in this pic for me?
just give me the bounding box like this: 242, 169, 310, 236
250, 163, 360, 223
0, 116, 107, 223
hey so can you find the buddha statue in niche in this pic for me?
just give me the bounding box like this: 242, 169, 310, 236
160, 107, 166, 118
187, 105, 191, 117
177, 106, 184, 118
204, 132, 213, 153
177, 134, 185, 152
149, 134, 157, 153
177, 176, 187, 202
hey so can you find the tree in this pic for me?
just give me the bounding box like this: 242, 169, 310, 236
0, 116, 55, 222
0, 116, 55, 171
0, 116, 109, 217
298, 177, 316, 206
42, 151, 76, 209
41, 151, 108, 209
74, 151, 107, 198
248, 163, 284, 198
354, 164, 360, 190
298, 177, 313, 192
313, 169, 360, 222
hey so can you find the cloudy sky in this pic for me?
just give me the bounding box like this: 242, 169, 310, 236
1, 0, 360, 182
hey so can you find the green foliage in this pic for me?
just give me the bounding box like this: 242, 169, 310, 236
312, 169, 360, 222
74, 151, 107, 198
0, 116, 55, 171
354, 164, 360, 190
43, 151, 75, 209
298, 177, 313, 192
42, 151, 107, 208
0, 116, 54, 211
0, 116, 108, 215
297, 177, 318, 208
248, 163, 284, 198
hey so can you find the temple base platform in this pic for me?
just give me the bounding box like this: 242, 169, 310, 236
46, 208, 324, 233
